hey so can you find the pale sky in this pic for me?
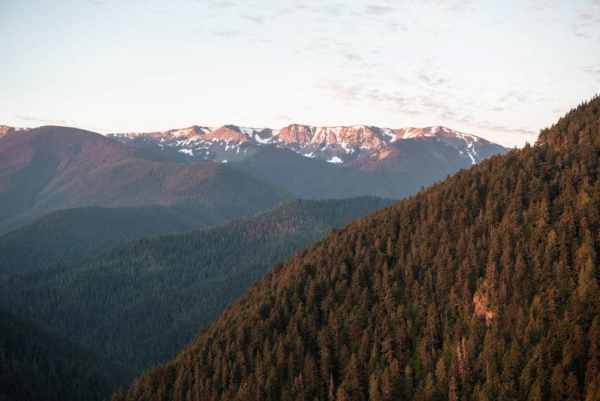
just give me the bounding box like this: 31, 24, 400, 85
1, 0, 599, 147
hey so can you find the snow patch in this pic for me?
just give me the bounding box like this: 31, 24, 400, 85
381, 128, 397, 142
254, 134, 273, 144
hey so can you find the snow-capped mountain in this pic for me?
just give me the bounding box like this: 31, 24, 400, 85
0, 122, 508, 201
110, 124, 505, 167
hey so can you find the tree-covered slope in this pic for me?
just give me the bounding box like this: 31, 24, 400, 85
1, 197, 391, 375
0, 308, 125, 401
0, 205, 211, 276
112, 97, 600, 401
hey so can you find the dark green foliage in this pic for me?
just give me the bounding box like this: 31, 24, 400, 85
0, 308, 125, 401
1, 197, 391, 376
111, 97, 600, 401
0, 206, 210, 276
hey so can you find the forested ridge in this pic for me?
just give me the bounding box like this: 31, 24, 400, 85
112, 96, 600, 401
0, 206, 206, 276
0, 308, 125, 401
1, 197, 391, 375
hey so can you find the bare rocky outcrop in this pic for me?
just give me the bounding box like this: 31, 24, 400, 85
473, 291, 495, 325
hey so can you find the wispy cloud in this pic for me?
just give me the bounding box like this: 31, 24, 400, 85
320, 78, 539, 144
206, 0, 237, 9
364, 5, 395, 16
572, 2, 600, 40
211, 30, 240, 38
16, 115, 68, 126
420, 0, 475, 13
583, 65, 600, 80
242, 14, 266, 24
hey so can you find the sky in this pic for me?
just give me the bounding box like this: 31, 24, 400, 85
1, 0, 599, 147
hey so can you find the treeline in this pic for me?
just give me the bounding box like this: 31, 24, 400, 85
112, 97, 600, 401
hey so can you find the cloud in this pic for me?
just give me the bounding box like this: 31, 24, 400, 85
243, 14, 266, 24
343, 52, 364, 63
206, 0, 237, 8
420, 0, 475, 13
451, 114, 538, 140
15, 115, 68, 126
211, 30, 239, 38
498, 90, 530, 105
320, 81, 364, 102
417, 72, 450, 89
364, 5, 395, 16
321, 79, 450, 117
572, 3, 600, 40
321, 3, 346, 18
387, 22, 408, 31
320, 78, 539, 146
583, 65, 600, 79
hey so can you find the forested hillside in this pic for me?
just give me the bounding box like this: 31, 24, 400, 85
0, 197, 391, 376
112, 97, 600, 401
0, 206, 211, 276
0, 308, 125, 401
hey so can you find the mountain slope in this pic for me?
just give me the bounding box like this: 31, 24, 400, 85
0, 126, 289, 233
1, 197, 392, 375
112, 97, 600, 401
231, 147, 417, 199
0, 206, 210, 276
232, 137, 500, 200
0, 308, 125, 401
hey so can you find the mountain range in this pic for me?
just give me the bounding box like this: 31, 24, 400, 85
114, 124, 507, 200
0, 124, 506, 221
110, 124, 505, 167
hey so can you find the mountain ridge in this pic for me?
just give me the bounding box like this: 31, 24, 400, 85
0, 125, 289, 234
109, 123, 506, 167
